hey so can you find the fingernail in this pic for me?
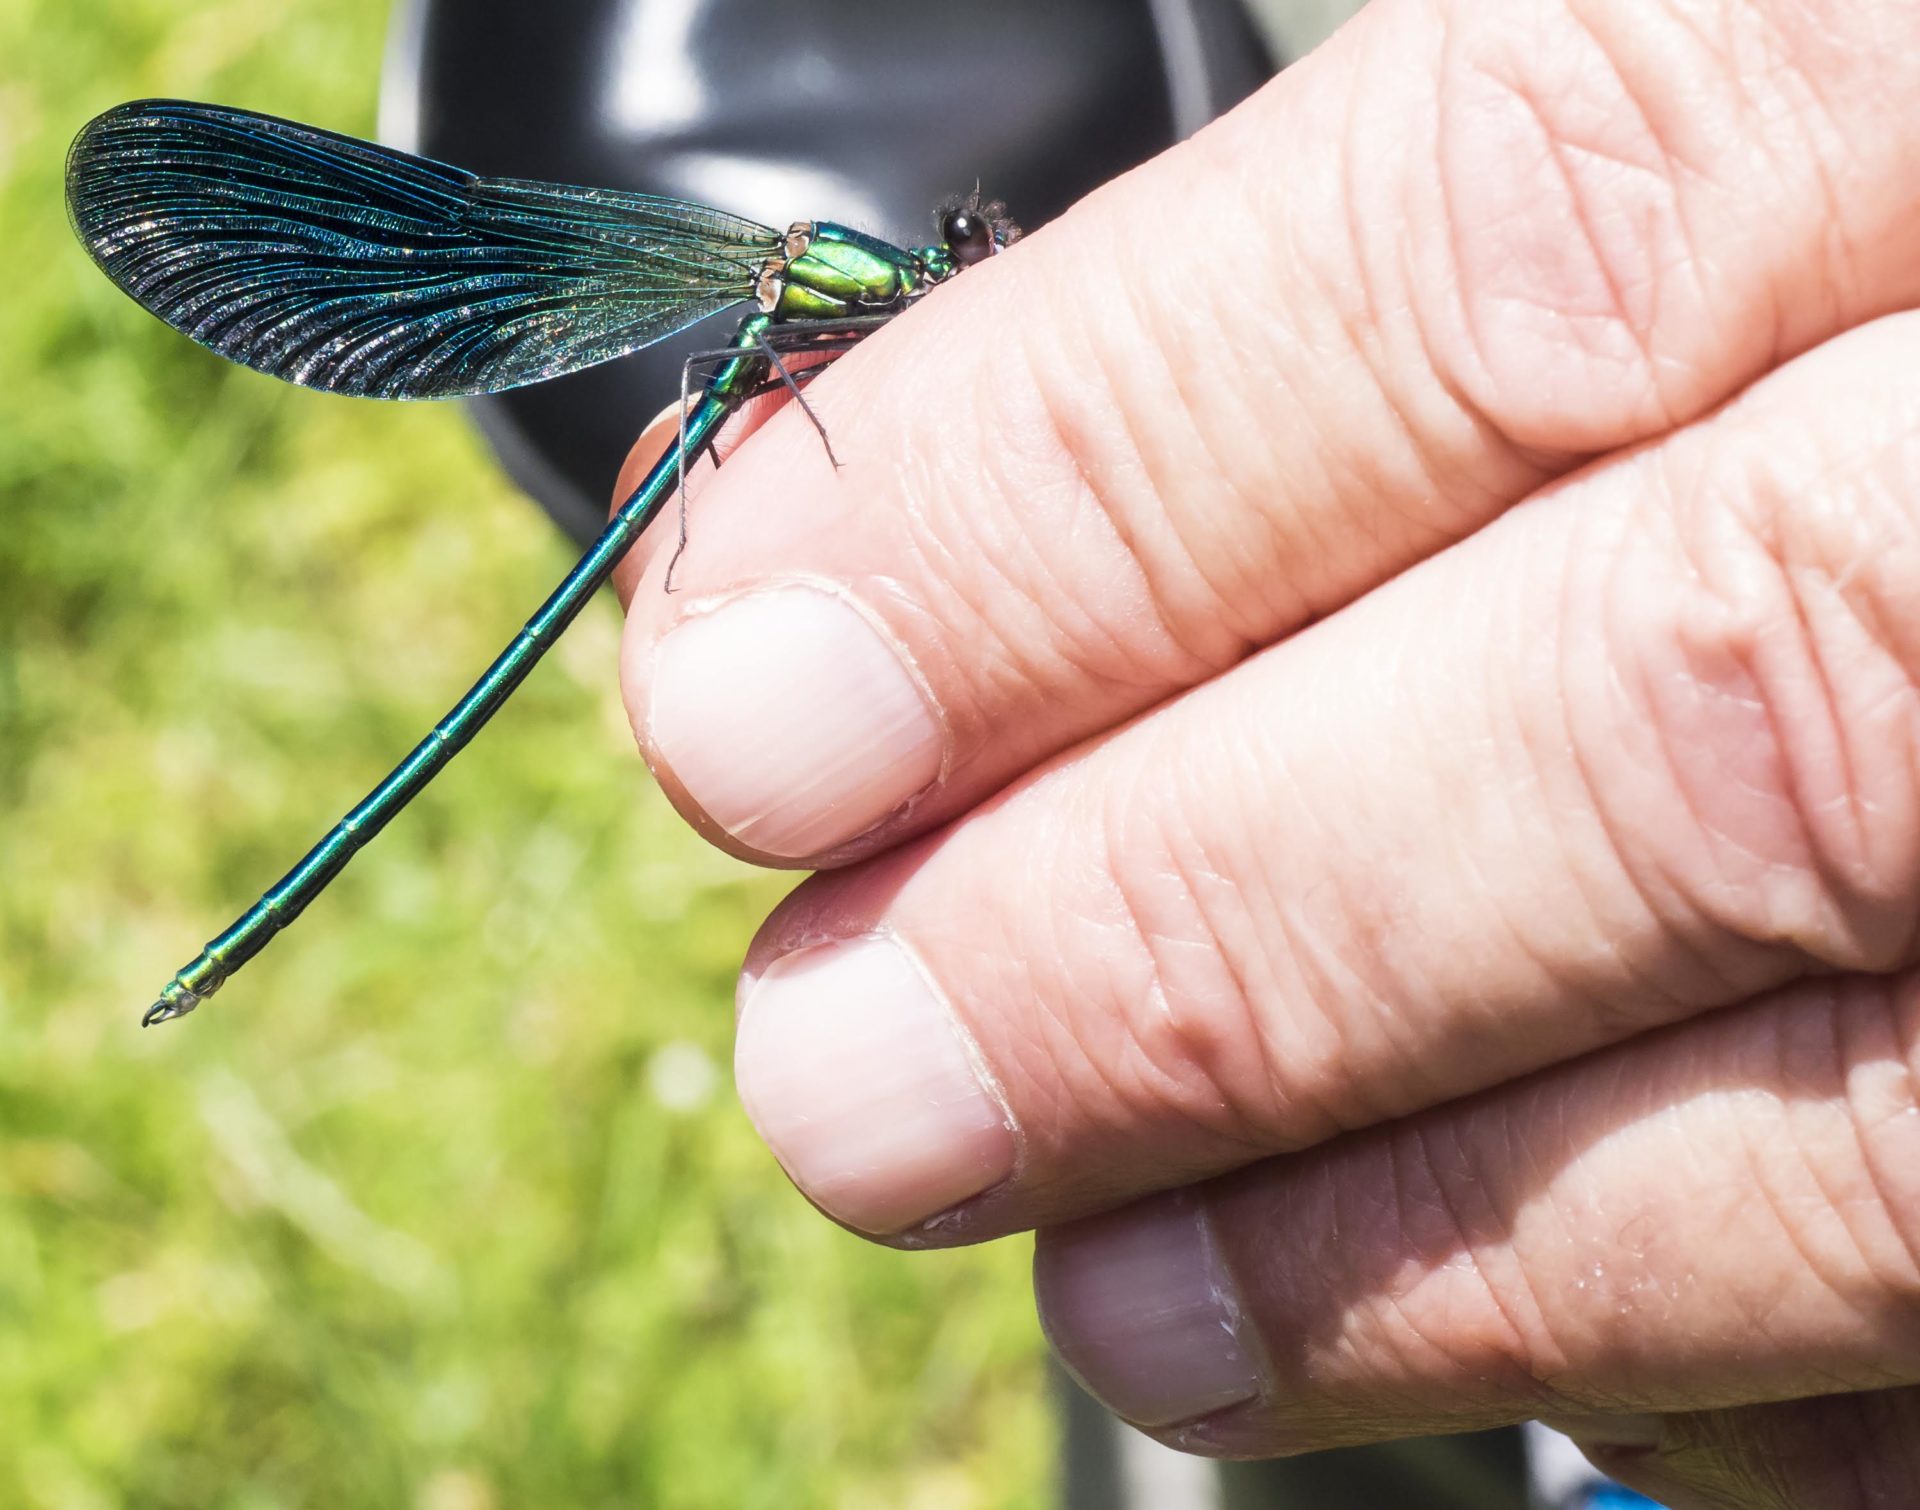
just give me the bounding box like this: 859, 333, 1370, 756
734, 936, 1016, 1234
1035, 1191, 1268, 1429
647, 587, 943, 859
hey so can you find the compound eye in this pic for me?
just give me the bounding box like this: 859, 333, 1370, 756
942, 209, 995, 267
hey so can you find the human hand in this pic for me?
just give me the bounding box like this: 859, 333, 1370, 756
614, 1, 1920, 1501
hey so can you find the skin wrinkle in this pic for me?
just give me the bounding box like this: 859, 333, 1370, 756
1430, 5, 1511, 429
1743, 0, 1888, 375
1350, 1134, 1449, 1395
1325, 20, 1505, 563
1298, 890, 1431, 1135
1776, 423, 1920, 947
1763, 1004, 1889, 1354
1713, 433, 1885, 944
1433, 545, 1616, 1056
1020, 973, 1090, 1182
928, 451, 1091, 705
1500, 1093, 1601, 1399
1327, 636, 1485, 1110
1413, 1116, 1571, 1401
1082, 208, 1253, 656
1348, 624, 1510, 1108
1228, 651, 1421, 1126
1772, 55, 1857, 358
1093, 827, 1204, 1126
1756, 1074, 1903, 1392
1236, 726, 1380, 1143
1261, 716, 1436, 1136
1016, 261, 1248, 687
1763, 537, 1876, 943
910, 339, 1178, 753
1148, 736, 1292, 1141
857, 288, 1064, 741
1375, 1124, 1552, 1412
1065, 790, 1224, 1170
1326, 213, 1500, 565
960, 432, 1141, 701
861, 412, 1058, 770
1312, 1158, 1372, 1397
1559, 0, 1726, 350
1550, 482, 1744, 1033
1595, 454, 1841, 998
1058, 792, 1159, 1130
1682, 1089, 1813, 1385
1701, 1082, 1805, 1362
1093, 758, 1279, 1151
1397, 16, 1571, 511
1546, 1052, 1675, 1397
1853, 986, 1920, 1293
1433, 31, 1643, 436
1835, 995, 1920, 1335
1511, 66, 1665, 388
1190, 691, 1400, 1138
1477, 516, 1667, 1039
1713, 49, 1826, 390
1140, 130, 1310, 643
1344, 13, 1551, 553
1665, 406, 1920, 971
1623, 468, 1828, 955
1719, 1097, 1825, 1369
1431, 0, 1791, 449
1013, 818, 1128, 1183
964, 305, 1123, 641
1492, 1105, 1603, 1406
1793, 562, 1905, 951
1320, 6, 1557, 598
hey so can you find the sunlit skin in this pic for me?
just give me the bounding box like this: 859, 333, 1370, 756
615, 0, 1920, 1502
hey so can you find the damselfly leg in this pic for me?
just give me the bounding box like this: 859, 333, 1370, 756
661, 316, 898, 589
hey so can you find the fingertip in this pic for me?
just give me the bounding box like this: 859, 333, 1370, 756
630, 583, 948, 862
733, 932, 1017, 1235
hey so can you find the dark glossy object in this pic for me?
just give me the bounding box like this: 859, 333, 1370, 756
385, 0, 1275, 540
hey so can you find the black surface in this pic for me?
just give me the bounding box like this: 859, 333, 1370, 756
1219, 1429, 1532, 1510
384, 0, 1276, 543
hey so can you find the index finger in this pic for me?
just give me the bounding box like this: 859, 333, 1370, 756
620, 0, 1920, 865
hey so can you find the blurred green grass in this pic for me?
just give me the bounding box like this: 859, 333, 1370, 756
0, 1, 1049, 1504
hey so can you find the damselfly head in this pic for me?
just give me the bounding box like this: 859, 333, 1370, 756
937, 190, 1022, 268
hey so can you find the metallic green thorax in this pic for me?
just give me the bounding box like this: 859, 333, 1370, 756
771, 222, 953, 320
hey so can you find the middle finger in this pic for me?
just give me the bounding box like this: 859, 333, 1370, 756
734, 312, 1920, 1241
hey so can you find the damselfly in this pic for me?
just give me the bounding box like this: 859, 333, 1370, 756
65, 100, 1019, 1027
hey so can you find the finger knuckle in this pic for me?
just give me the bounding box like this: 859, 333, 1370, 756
1076, 739, 1364, 1157
1582, 376, 1920, 976
1424, 0, 1857, 452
